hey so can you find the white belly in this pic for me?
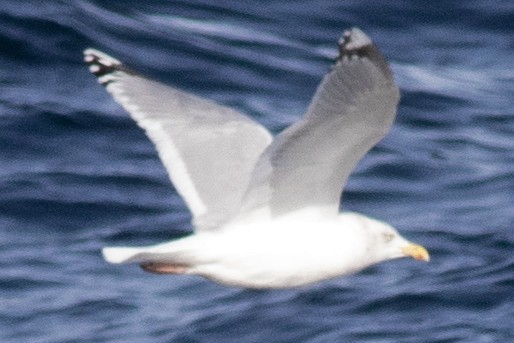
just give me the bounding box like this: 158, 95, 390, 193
185, 224, 370, 288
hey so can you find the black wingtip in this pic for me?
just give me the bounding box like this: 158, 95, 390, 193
334, 28, 394, 81
337, 28, 375, 62
84, 48, 133, 86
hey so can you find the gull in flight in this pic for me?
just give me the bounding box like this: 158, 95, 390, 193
84, 28, 429, 289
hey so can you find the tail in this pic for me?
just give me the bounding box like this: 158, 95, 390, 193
102, 245, 190, 275
102, 247, 146, 264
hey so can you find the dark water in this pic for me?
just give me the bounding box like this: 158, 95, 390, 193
1, 0, 513, 342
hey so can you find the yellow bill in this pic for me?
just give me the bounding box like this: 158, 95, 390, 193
402, 243, 430, 262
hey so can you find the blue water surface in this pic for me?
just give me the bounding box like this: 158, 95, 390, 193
1, 1, 513, 342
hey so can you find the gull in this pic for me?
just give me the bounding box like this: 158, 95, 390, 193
84, 28, 429, 289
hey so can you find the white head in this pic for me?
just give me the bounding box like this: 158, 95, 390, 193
343, 213, 430, 265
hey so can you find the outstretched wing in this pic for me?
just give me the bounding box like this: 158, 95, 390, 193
84, 49, 272, 230
239, 28, 400, 219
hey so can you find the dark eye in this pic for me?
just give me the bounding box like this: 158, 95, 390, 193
382, 232, 395, 242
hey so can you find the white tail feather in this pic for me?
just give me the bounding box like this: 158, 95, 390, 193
102, 247, 145, 264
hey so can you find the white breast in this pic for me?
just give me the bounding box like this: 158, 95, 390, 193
185, 218, 372, 288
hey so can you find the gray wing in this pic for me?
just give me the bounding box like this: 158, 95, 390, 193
84, 49, 272, 230
239, 28, 400, 219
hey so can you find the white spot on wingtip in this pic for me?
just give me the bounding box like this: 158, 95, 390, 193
345, 28, 372, 50
83, 49, 122, 66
